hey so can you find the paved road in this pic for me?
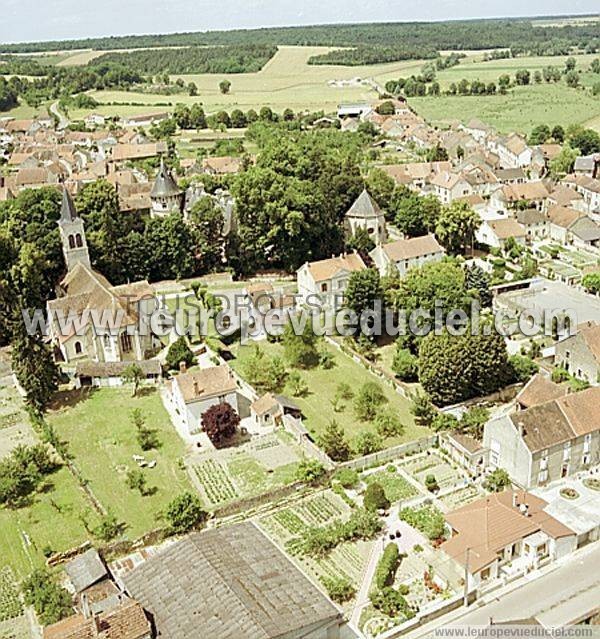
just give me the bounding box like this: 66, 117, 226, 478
407, 542, 600, 638
50, 101, 69, 130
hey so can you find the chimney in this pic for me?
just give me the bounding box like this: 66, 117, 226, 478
81, 593, 91, 619
179, 361, 187, 374
512, 493, 518, 508
193, 380, 199, 396
517, 422, 525, 436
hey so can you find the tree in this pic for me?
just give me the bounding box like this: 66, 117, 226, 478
565, 56, 577, 72
354, 430, 383, 456
295, 459, 326, 484
551, 125, 565, 142
166, 336, 195, 371
288, 370, 309, 397
409, 390, 437, 426
201, 402, 240, 446
11, 329, 59, 414
0, 445, 57, 507
582, 272, 600, 294
354, 382, 387, 421
528, 124, 551, 145
22, 570, 72, 626
549, 143, 579, 178
94, 512, 122, 541
515, 69, 530, 85
418, 326, 511, 406
219, 79, 231, 94
483, 468, 511, 492
498, 74, 511, 92
565, 70, 580, 88
374, 543, 400, 589
509, 354, 539, 383
435, 201, 480, 255
131, 408, 160, 451
363, 482, 390, 511
374, 407, 404, 438
431, 412, 459, 432
568, 127, 600, 155
282, 321, 319, 368
426, 144, 448, 162
318, 420, 351, 461
392, 345, 418, 381
465, 264, 492, 307
164, 492, 207, 534
126, 468, 149, 496
345, 268, 383, 322
346, 226, 375, 256
366, 168, 396, 212
459, 406, 490, 438
122, 363, 144, 397
391, 189, 440, 237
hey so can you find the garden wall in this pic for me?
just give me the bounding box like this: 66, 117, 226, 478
338, 436, 439, 472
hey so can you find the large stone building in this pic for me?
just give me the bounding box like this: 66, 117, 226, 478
483, 384, 600, 488
121, 521, 348, 639
48, 189, 160, 365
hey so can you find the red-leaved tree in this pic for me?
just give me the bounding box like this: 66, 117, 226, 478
201, 402, 240, 446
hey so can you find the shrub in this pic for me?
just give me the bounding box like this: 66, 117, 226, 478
483, 468, 511, 492
392, 347, 419, 381
354, 430, 383, 456
321, 576, 356, 603
363, 482, 390, 512
425, 474, 439, 492
295, 459, 326, 484
332, 468, 359, 489
354, 382, 387, 421
370, 587, 414, 618
431, 412, 458, 432
375, 543, 400, 589
374, 408, 405, 438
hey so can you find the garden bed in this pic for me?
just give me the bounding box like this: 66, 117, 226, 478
363, 467, 419, 503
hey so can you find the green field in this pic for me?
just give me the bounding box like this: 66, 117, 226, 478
411, 83, 600, 134
408, 54, 600, 134
0, 466, 100, 578
47, 387, 192, 539
65, 46, 427, 117
230, 340, 430, 450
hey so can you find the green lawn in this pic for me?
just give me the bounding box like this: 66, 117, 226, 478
0, 467, 100, 578
47, 387, 192, 539
230, 340, 431, 451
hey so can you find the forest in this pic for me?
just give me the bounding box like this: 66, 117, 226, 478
0, 16, 598, 59
92, 44, 279, 75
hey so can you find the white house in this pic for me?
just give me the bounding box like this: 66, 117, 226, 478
169, 365, 238, 435
369, 234, 445, 277
476, 218, 527, 249
430, 171, 472, 204
296, 252, 366, 310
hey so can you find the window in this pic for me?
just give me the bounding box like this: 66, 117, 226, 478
584, 434, 592, 454
75, 233, 83, 248
120, 333, 133, 353
538, 469, 548, 484
320, 283, 328, 293
563, 442, 571, 461
74, 341, 83, 355
68, 234, 76, 249
582, 453, 591, 466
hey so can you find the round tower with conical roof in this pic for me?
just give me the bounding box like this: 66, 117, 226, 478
150, 158, 184, 217
58, 188, 91, 271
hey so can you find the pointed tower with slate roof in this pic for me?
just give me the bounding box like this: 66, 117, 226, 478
150, 157, 184, 217
58, 188, 90, 272
345, 188, 387, 245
